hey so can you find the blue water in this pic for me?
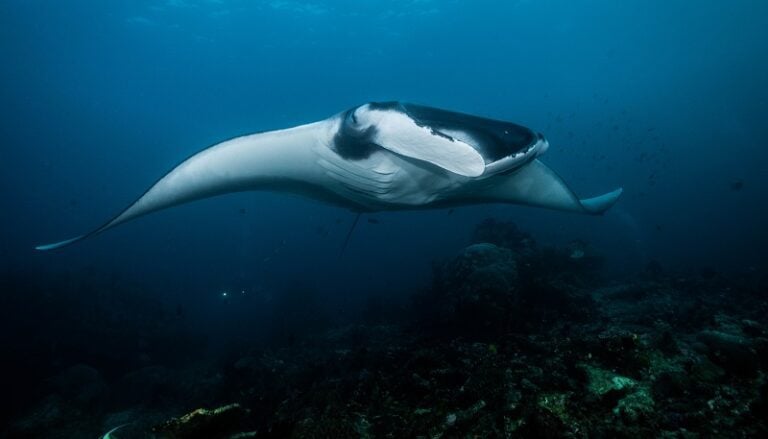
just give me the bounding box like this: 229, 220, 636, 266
1, 1, 767, 433
1, 0, 765, 316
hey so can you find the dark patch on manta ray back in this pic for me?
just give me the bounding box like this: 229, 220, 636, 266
366, 101, 401, 111
368, 102, 455, 142
401, 103, 537, 163
333, 101, 538, 164
332, 108, 381, 160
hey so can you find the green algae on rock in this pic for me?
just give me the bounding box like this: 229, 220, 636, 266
152, 404, 252, 439
582, 364, 637, 397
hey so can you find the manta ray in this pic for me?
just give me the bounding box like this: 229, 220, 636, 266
36, 102, 622, 251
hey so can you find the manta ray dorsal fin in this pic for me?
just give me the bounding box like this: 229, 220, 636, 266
368, 109, 486, 177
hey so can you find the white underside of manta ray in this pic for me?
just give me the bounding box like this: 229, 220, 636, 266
36, 102, 623, 251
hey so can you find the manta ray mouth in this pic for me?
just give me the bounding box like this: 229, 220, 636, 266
340, 102, 548, 178
482, 134, 549, 176
391, 103, 546, 175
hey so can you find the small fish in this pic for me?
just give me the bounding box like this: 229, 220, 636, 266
655, 224, 663, 232
367, 218, 380, 224
567, 240, 587, 260
447, 209, 454, 216
730, 179, 744, 191
238, 208, 247, 215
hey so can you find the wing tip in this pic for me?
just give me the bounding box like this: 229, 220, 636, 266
579, 187, 623, 215
35, 235, 85, 251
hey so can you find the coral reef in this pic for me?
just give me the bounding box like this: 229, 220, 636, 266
3, 219, 767, 438
152, 404, 253, 439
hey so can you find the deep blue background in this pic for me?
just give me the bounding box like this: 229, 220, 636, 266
1, 1, 766, 324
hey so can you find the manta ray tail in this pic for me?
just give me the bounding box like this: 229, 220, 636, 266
338, 212, 362, 258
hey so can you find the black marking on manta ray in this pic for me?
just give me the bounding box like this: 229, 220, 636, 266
400, 103, 537, 163
429, 127, 455, 141
332, 109, 381, 160
366, 101, 401, 111
367, 101, 455, 142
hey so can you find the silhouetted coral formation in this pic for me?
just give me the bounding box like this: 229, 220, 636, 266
3, 219, 767, 438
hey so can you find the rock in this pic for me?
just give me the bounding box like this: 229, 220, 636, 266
580, 364, 655, 423
645, 350, 690, 398
51, 364, 106, 407
471, 218, 535, 252
537, 392, 571, 423
457, 400, 486, 423
353, 414, 372, 439
525, 393, 573, 437
114, 366, 176, 406
652, 370, 690, 399
153, 403, 251, 439
582, 328, 649, 374
426, 243, 519, 335
613, 386, 655, 423
689, 358, 725, 383
750, 382, 768, 422
583, 365, 636, 396
741, 319, 764, 337
697, 330, 758, 376
656, 331, 680, 355
505, 384, 523, 411
9, 395, 67, 434
504, 416, 526, 434
233, 356, 257, 371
